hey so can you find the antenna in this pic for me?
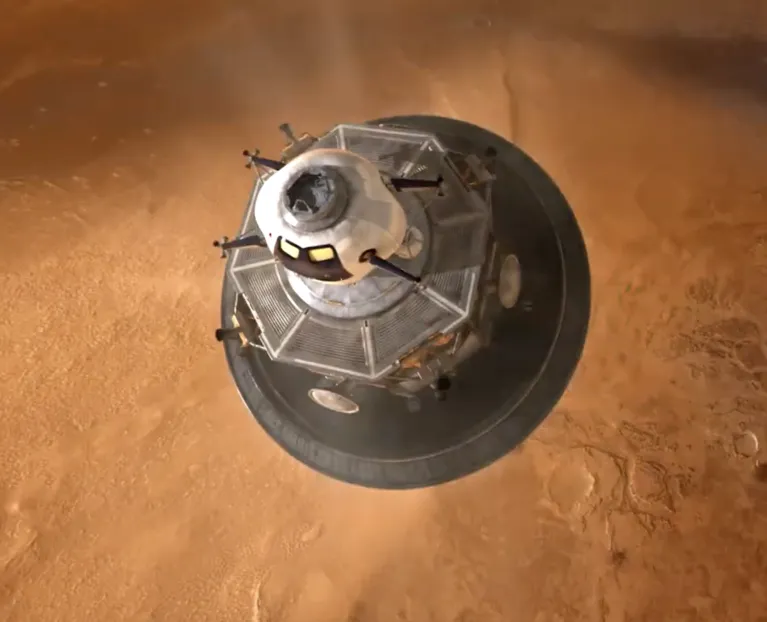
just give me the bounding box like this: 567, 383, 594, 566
212, 234, 267, 258
359, 249, 421, 283
243, 149, 285, 171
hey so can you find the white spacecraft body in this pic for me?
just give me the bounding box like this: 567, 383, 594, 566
226, 123, 492, 383
254, 148, 407, 285
215, 120, 591, 489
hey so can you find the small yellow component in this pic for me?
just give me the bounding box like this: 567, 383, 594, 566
280, 239, 300, 259
307, 246, 335, 262
432, 333, 454, 347
230, 315, 248, 347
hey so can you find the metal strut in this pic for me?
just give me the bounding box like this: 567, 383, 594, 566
360, 249, 421, 283
212, 234, 267, 258
243, 149, 284, 171
389, 175, 445, 195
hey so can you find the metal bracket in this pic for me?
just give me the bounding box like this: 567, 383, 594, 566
215, 295, 263, 349
279, 122, 317, 162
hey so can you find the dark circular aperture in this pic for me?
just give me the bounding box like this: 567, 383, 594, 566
285, 167, 346, 224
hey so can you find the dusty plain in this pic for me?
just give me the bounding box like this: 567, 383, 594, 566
1, 1, 767, 620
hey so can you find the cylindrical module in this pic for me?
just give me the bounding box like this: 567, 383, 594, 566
254, 148, 407, 284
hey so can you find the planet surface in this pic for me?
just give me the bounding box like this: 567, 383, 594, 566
1, 1, 766, 620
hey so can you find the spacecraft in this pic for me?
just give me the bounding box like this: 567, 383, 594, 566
213, 116, 590, 489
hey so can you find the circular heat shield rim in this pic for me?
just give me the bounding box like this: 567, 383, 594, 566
220, 115, 591, 490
